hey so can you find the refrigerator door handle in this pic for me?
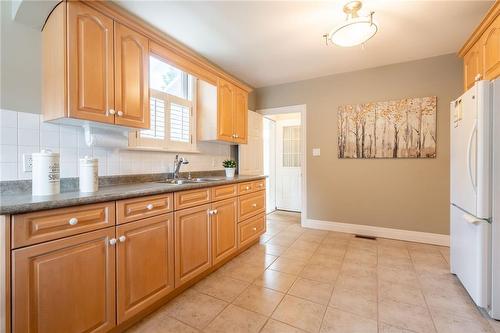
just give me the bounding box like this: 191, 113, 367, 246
467, 120, 478, 192
463, 213, 482, 225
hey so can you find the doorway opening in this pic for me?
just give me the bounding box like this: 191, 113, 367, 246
260, 105, 306, 219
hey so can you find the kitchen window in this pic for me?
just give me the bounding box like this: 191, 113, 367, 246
130, 55, 196, 151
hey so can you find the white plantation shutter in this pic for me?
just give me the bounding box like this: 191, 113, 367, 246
132, 89, 194, 150
141, 96, 165, 139
283, 125, 300, 167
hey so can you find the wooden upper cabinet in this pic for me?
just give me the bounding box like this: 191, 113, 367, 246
459, 3, 500, 91
234, 86, 248, 144
68, 1, 115, 124
217, 78, 236, 141
174, 205, 211, 287
12, 228, 116, 333
43, 2, 149, 129
114, 23, 150, 128
482, 15, 500, 81
116, 214, 174, 323
211, 198, 238, 265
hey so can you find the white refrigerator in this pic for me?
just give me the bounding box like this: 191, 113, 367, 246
450, 79, 500, 319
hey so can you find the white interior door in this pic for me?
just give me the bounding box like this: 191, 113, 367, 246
276, 118, 301, 212
239, 110, 263, 175
264, 118, 276, 213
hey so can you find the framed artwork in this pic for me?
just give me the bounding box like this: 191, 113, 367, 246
338, 96, 437, 158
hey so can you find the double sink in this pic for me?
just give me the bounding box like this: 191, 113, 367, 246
157, 177, 225, 185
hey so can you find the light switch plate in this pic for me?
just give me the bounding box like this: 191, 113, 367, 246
23, 154, 33, 172
312, 148, 321, 156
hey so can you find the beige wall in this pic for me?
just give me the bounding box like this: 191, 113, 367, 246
1, 0, 42, 114
255, 54, 462, 235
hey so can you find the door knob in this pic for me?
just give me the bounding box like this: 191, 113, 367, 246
118, 235, 126, 243
252, 203, 257, 208
109, 238, 117, 245
117, 110, 124, 117
108, 109, 116, 115
68, 217, 78, 226
146, 203, 154, 210
252, 227, 257, 231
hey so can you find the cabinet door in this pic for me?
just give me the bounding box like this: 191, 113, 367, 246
114, 23, 150, 129
217, 79, 235, 142
483, 15, 500, 81
12, 228, 116, 333
211, 198, 238, 265
233, 87, 248, 144
116, 214, 174, 323
464, 42, 483, 91
68, 1, 114, 124
174, 205, 211, 287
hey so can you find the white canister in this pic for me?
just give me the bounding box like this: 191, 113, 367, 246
79, 156, 98, 193
32, 150, 60, 196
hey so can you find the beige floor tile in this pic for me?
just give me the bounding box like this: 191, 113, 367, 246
254, 269, 298, 292
164, 289, 228, 329
290, 239, 320, 252
378, 299, 436, 333
263, 243, 288, 256
314, 246, 346, 258
308, 253, 343, 268
378, 247, 410, 259
267, 235, 298, 247
126, 314, 199, 333
378, 266, 418, 286
288, 277, 334, 305
410, 252, 447, 266
299, 264, 340, 283
425, 289, 483, 320
329, 287, 377, 320
194, 274, 250, 302
431, 309, 494, 333
281, 247, 316, 261
489, 318, 500, 333
204, 304, 267, 333
377, 238, 410, 249
378, 255, 413, 270
260, 319, 307, 333
335, 274, 377, 301
236, 252, 278, 268
272, 295, 326, 333
320, 307, 377, 333
379, 280, 426, 307
343, 250, 377, 266
340, 261, 377, 278
378, 322, 415, 333
233, 285, 285, 316
269, 257, 307, 275
218, 261, 265, 282
297, 233, 326, 244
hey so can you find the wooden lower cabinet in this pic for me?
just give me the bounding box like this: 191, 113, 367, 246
12, 228, 116, 333
211, 198, 238, 265
238, 213, 266, 248
116, 214, 174, 324
174, 205, 212, 287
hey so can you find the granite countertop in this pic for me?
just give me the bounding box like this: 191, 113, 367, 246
0, 175, 266, 215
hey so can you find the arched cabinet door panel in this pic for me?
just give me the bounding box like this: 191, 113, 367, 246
464, 43, 482, 91
483, 15, 500, 81
217, 79, 235, 141
114, 23, 150, 129
68, 1, 115, 124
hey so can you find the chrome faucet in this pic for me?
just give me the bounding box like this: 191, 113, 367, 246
173, 155, 189, 179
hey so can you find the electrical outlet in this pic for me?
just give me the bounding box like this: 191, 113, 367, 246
23, 154, 33, 172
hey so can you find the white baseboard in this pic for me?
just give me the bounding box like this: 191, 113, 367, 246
302, 219, 450, 246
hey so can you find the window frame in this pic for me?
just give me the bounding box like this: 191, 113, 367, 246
129, 56, 198, 153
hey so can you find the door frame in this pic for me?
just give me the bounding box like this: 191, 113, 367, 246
258, 104, 307, 225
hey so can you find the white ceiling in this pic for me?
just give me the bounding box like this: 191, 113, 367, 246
115, 0, 493, 88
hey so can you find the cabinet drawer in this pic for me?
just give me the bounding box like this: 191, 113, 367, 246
252, 179, 266, 191
117, 194, 173, 224
238, 213, 266, 248
12, 202, 115, 248
238, 191, 266, 222
238, 181, 254, 195
174, 188, 211, 210
211, 184, 237, 201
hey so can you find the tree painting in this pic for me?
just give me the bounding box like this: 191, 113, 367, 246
338, 96, 437, 159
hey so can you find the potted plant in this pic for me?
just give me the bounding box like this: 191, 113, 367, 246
222, 159, 237, 178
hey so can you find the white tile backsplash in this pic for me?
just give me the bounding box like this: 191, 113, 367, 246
0, 109, 231, 180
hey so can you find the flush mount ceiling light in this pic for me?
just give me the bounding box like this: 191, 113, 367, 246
326, 1, 378, 47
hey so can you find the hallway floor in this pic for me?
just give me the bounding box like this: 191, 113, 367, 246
127, 211, 500, 333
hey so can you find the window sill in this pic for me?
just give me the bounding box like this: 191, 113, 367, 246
126, 146, 202, 154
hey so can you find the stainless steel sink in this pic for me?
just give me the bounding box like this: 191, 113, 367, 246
157, 177, 224, 185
